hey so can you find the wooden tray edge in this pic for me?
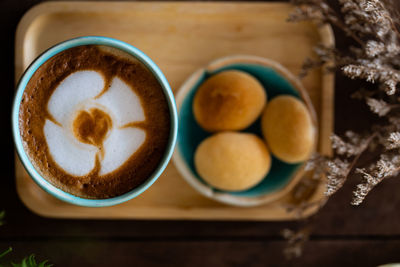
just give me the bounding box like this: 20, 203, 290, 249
13, 1, 335, 221
14, 1, 295, 79
318, 24, 335, 157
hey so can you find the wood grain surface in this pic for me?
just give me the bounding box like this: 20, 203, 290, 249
1, 0, 400, 266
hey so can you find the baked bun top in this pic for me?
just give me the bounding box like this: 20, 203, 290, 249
261, 95, 315, 163
194, 132, 271, 191
193, 70, 266, 132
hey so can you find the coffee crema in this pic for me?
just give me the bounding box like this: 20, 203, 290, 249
19, 45, 171, 199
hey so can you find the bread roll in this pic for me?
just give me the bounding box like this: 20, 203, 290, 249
193, 70, 266, 132
261, 95, 315, 163
194, 132, 271, 191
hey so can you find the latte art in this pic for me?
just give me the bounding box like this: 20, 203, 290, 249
19, 45, 171, 198
44, 70, 147, 176
73, 108, 112, 148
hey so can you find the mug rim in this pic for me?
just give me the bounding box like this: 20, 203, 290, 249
12, 36, 178, 207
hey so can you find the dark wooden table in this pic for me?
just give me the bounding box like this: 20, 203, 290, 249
1, 0, 400, 266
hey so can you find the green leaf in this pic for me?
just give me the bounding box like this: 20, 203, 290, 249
0, 248, 12, 259
11, 254, 52, 267
0, 247, 52, 267
0, 211, 5, 226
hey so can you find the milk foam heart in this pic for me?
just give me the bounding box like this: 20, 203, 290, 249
45, 70, 147, 176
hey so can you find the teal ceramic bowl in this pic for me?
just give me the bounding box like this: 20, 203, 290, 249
173, 55, 317, 207
12, 36, 178, 207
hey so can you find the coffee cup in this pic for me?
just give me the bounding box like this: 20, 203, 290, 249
12, 36, 178, 207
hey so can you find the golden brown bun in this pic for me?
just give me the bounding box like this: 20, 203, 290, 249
194, 132, 271, 191
193, 70, 267, 132
261, 95, 315, 163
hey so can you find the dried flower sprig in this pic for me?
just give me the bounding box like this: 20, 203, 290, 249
290, 0, 400, 206
291, 0, 400, 95
366, 98, 391, 116
281, 227, 311, 259
353, 154, 400, 205
323, 132, 374, 196
283, 0, 400, 259
386, 132, 400, 149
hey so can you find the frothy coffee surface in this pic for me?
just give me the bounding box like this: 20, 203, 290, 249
19, 45, 171, 199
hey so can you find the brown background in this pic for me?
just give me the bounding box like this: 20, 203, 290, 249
1, 0, 400, 266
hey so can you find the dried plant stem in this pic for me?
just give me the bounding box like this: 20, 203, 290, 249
346, 133, 377, 176
284, 0, 400, 259
387, 13, 400, 37
325, 8, 365, 47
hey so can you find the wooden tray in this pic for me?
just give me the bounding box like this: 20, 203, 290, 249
14, 1, 334, 220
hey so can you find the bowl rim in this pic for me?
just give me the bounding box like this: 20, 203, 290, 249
172, 54, 318, 207
12, 36, 178, 207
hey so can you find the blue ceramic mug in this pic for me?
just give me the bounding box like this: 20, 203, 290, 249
12, 36, 178, 207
